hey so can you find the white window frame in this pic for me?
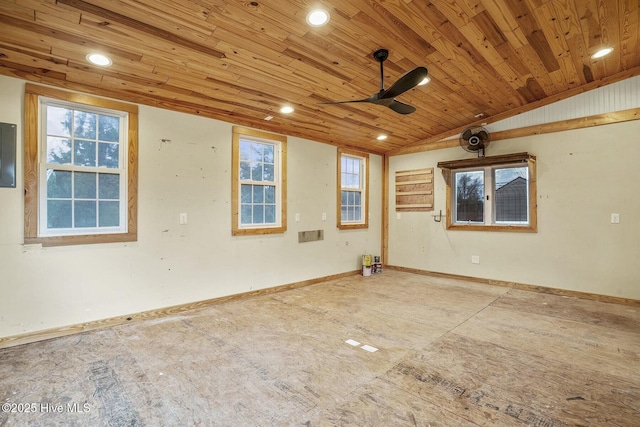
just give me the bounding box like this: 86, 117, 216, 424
337, 148, 369, 230
452, 165, 530, 226
232, 126, 287, 236
38, 98, 129, 237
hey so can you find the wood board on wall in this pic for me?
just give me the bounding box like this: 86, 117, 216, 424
395, 168, 433, 212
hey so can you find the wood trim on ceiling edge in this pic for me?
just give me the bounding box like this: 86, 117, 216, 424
0, 270, 360, 349
389, 107, 640, 156
385, 265, 640, 308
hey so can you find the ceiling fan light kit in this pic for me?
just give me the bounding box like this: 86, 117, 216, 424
320, 48, 428, 115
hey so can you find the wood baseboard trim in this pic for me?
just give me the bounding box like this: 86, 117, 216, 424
386, 265, 640, 308
0, 270, 359, 349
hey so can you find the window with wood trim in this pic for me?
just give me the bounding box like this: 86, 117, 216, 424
24, 84, 138, 246
337, 148, 368, 229
438, 153, 537, 232
232, 126, 286, 236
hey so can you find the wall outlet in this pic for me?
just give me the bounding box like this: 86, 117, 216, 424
322, 212, 327, 221
611, 213, 620, 224
471, 255, 480, 264
295, 213, 300, 222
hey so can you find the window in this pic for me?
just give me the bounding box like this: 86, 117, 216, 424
439, 153, 536, 232
337, 148, 368, 229
232, 126, 286, 235
24, 84, 138, 246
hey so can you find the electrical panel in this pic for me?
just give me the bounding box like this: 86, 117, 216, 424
0, 122, 17, 188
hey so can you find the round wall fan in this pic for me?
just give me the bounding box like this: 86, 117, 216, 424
460, 126, 490, 157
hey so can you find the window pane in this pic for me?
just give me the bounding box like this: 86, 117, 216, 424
240, 161, 251, 180
47, 200, 72, 228
265, 186, 275, 203
47, 137, 72, 164
341, 191, 347, 205
241, 204, 252, 225
75, 201, 97, 227
265, 204, 275, 223
74, 172, 96, 199
455, 170, 484, 222
341, 206, 348, 221
249, 142, 262, 162
253, 205, 264, 223
99, 201, 120, 227
74, 140, 96, 166
241, 184, 252, 203
47, 170, 72, 198
347, 191, 355, 205
74, 111, 97, 139
263, 144, 274, 163
495, 167, 528, 223
347, 207, 354, 221
251, 163, 263, 181
47, 106, 72, 137
354, 191, 361, 206
98, 142, 119, 168
239, 140, 251, 161
263, 164, 274, 182
98, 115, 120, 142
354, 206, 361, 221
253, 186, 264, 203
99, 174, 120, 199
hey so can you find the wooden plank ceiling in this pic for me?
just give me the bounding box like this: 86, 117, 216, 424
0, 0, 639, 155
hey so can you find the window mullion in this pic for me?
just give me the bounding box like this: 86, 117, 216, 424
485, 167, 492, 225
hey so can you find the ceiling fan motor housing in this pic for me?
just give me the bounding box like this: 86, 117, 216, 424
468, 135, 481, 146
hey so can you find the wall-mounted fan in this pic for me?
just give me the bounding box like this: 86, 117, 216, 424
320, 49, 428, 115
459, 126, 490, 157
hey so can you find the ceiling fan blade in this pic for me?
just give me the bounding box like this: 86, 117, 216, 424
387, 100, 416, 115
318, 94, 379, 105
380, 67, 428, 99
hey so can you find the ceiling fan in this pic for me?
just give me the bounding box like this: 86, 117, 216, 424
320, 49, 428, 115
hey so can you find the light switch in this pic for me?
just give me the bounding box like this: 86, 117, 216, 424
179, 213, 188, 224
322, 212, 327, 221
611, 213, 620, 224
295, 213, 300, 222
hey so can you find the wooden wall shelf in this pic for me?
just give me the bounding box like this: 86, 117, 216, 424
395, 168, 434, 212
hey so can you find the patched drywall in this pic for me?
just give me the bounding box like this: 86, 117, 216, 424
0, 75, 382, 339
389, 120, 640, 299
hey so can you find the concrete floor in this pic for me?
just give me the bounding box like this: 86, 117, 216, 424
1, 270, 639, 426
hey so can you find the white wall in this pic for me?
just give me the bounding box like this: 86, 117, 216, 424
0, 75, 382, 339
389, 120, 640, 299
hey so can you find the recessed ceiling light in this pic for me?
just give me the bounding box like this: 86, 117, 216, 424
86, 53, 112, 66
376, 134, 388, 141
591, 47, 613, 59
306, 9, 330, 27
418, 76, 431, 85
280, 105, 294, 114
